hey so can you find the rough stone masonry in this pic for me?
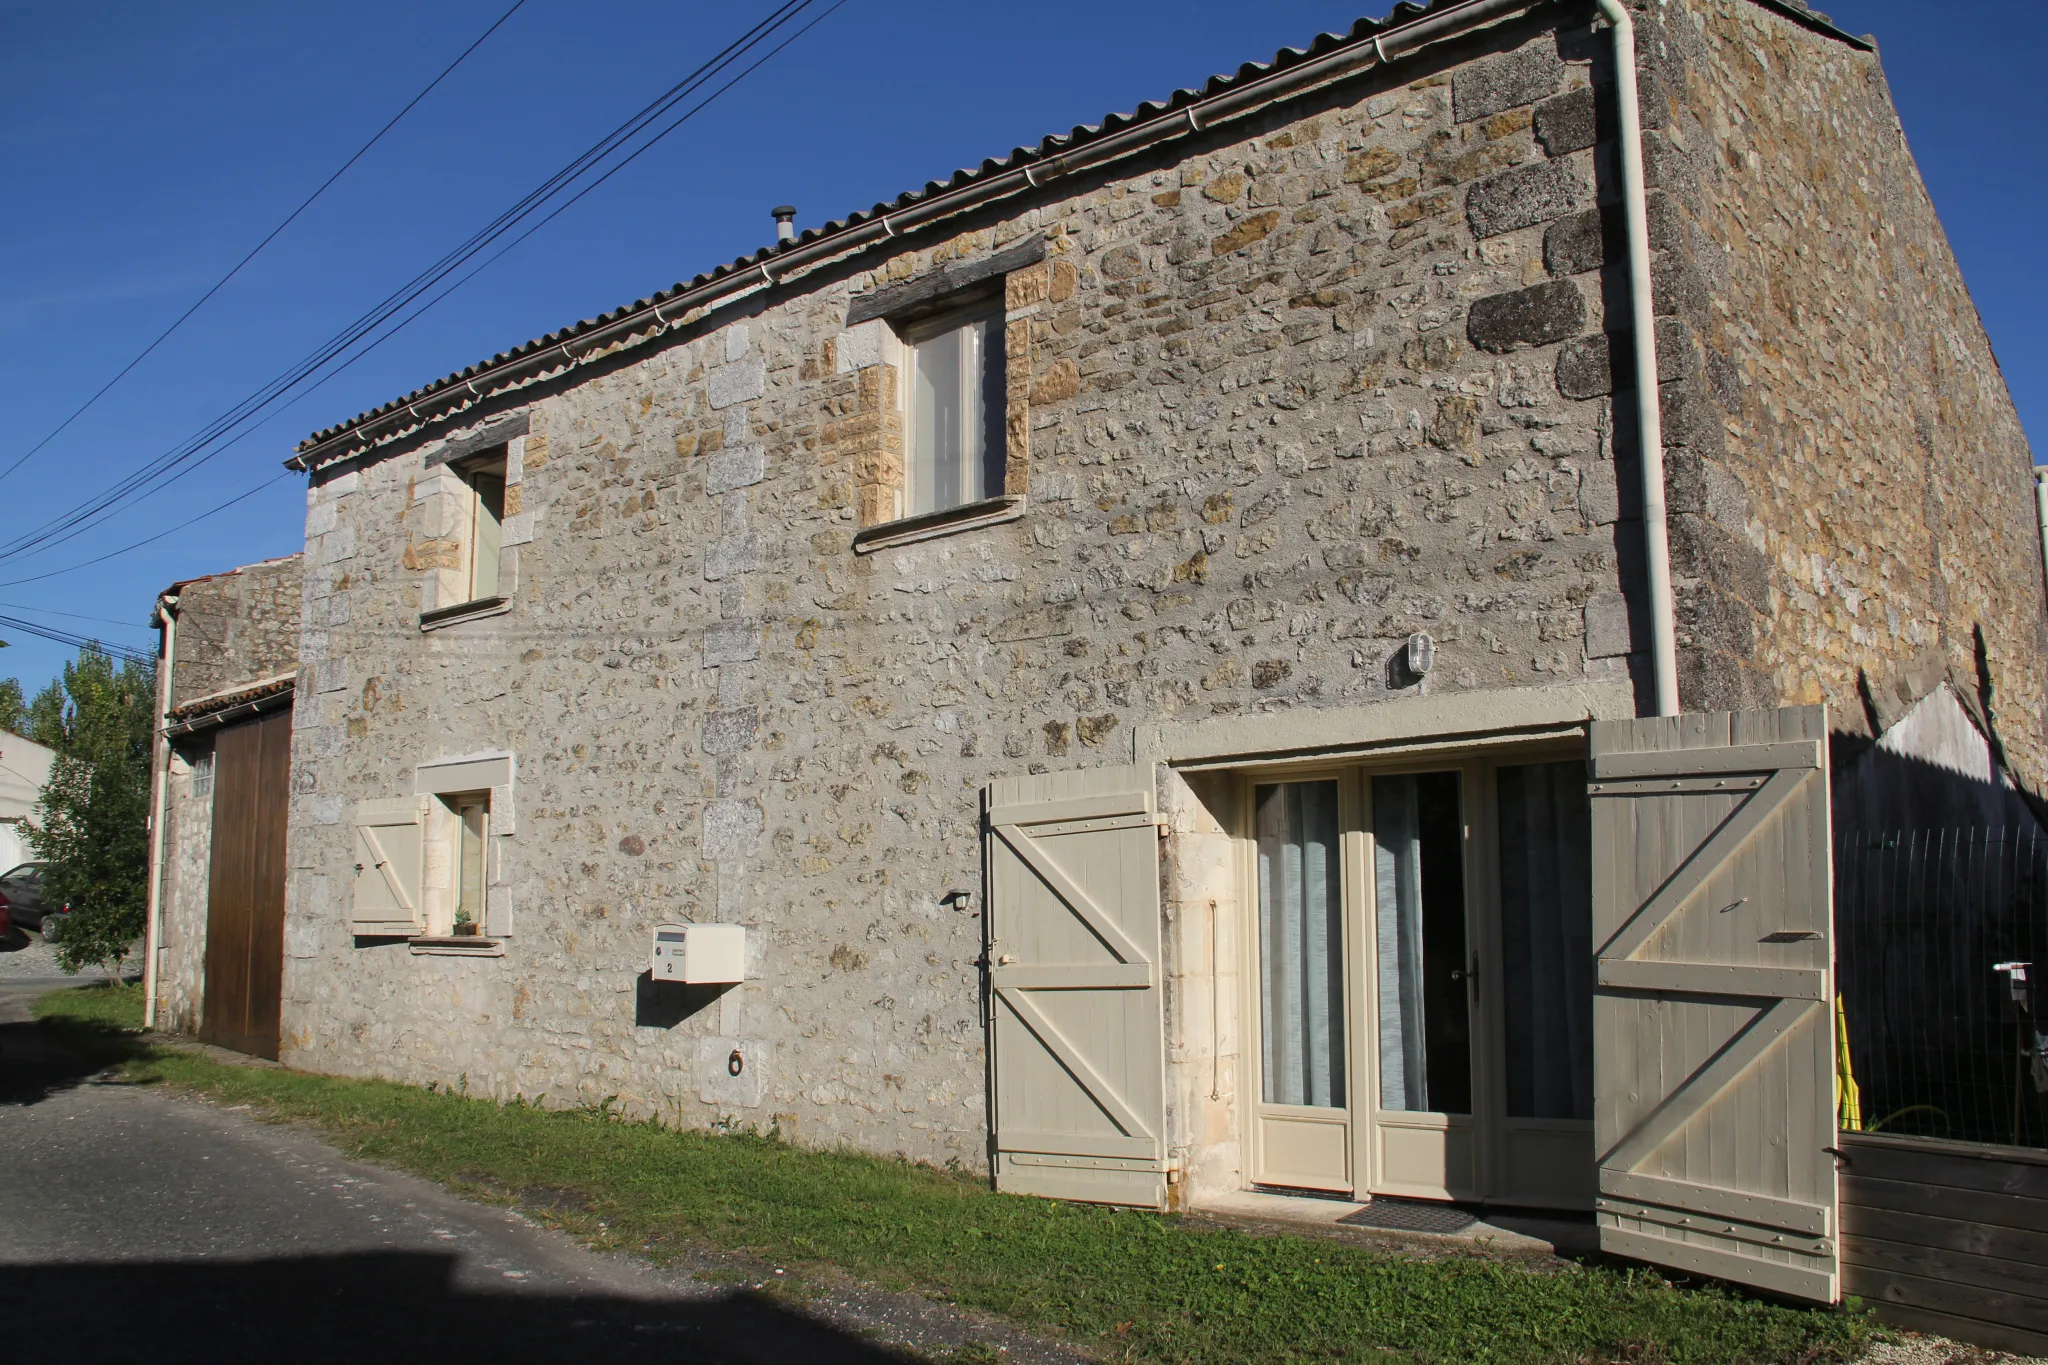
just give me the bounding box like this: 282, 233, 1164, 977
274, 0, 2040, 1170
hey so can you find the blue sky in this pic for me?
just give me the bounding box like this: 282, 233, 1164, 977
0, 0, 2040, 699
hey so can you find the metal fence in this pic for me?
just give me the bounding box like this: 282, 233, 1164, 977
1835, 827, 2048, 1150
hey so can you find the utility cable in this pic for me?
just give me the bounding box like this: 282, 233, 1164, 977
291, 0, 854, 424
0, 0, 827, 569
0, 475, 292, 590
0, 614, 152, 665
0, 0, 530, 490
0, 603, 152, 631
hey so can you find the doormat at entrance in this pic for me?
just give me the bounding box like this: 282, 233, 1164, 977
1338, 1198, 1480, 1234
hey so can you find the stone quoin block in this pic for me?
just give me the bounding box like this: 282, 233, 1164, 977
1534, 87, 1598, 157
1468, 280, 1586, 353
1451, 40, 1565, 123
704, 442, 766, 495
707, 357, 765, 409
1556, 334, 1615, 399
1466, 160, 1589, 239
701, 707, 759, 756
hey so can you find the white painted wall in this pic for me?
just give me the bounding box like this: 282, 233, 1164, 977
0, 731, 56, 871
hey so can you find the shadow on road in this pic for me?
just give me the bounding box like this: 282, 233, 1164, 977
11, 1250, 921, 1363
0, 990, 147, 1107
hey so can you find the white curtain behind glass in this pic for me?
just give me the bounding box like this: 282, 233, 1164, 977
1256, 782, 1344, 1108
1372, 774, 1430, 1112
1497, 761, 1594, 1120
910, 319, 984, 514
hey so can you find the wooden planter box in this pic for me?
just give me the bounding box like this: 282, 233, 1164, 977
1838, 1130, 2048, 1355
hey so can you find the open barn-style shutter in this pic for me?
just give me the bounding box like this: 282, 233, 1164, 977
984, 765, 1166, 1209
1589, 706, 1838, 1301
351, 796, 425, 936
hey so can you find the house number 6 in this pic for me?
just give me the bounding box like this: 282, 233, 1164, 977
728, 1049, 744, 1077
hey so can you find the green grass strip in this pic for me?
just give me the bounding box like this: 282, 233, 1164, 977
34, 983, 1880, 1365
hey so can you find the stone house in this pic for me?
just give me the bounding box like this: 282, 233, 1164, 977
275, 0, 2040, 1303
145, 553, 302, 1056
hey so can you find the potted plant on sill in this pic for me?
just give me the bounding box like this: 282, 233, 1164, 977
453, 909, 480, 938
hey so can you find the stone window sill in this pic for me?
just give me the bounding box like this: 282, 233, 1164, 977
852, 495, 1025, 555
420, 596, 509, 632
409, 936, 505, 957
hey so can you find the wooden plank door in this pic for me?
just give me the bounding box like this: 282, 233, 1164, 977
984, 765, 1166, 1209
200, 708, 292, 1059
1588, 706, 1838, 1302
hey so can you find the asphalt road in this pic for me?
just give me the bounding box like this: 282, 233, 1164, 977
0, 978, 1075, 1365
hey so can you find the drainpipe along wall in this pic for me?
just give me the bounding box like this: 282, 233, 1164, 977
1593, 0, 1679, 717
2034, 468, 2048, 597
141, 594, 177, 1029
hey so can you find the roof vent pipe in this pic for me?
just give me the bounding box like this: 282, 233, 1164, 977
771, 205, 797, 243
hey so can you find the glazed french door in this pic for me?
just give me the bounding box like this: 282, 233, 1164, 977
1247, 776, 1359, 1192
1247, 750, 1596, 1208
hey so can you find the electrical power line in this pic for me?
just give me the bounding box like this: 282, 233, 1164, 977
0, 0, 834, 574
0, 0, 530, 491
0, 602, 151, 631
0, 474, 292, 590
0, 614, 152, 665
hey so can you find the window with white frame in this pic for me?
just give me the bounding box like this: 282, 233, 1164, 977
902, 299, 1006, 516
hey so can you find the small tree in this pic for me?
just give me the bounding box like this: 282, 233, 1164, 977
1, 673, 69, 748
0, 677, 24, 735
24, 648, 157, 977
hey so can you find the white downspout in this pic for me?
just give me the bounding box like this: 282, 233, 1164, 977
2034, 468, 2048, 595
1594, 0, 1678, 717
141, 595, 177, 1029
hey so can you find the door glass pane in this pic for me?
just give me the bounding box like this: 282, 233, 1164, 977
1498, 761, 1594, 1120
1372, 772, 1471, 1114
1256, 781, 1345, 1108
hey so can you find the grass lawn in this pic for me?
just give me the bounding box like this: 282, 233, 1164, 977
35, 982, 1881, 1365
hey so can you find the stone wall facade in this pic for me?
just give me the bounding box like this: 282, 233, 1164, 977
1625, 0, 2044, 779
276, 0, 2037, 1173
168, 554, 305, 707
152, 553, 303, 1036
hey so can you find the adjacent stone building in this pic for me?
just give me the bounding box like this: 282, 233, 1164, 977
148, 553, 302, 1053
272, 0, 2038, 1294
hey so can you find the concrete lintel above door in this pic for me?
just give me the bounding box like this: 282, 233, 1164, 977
1136, 682, 1634, 769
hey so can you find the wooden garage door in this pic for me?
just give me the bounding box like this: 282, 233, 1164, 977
1589, 706, 1838, 1302
201, 707, 292, 1059
984, 765, 1166, 1209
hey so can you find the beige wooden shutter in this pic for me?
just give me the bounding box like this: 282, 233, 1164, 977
351, 796, 425, 936
984, 765, 1166, 1210
1588, 705, 1838, 1302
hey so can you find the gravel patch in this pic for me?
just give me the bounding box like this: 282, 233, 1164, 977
1861, 1335, 2045, 1365
0, 934, 139, 981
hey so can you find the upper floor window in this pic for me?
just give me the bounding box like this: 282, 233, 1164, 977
903, 300, 1005, 516
456, 451, 506, 605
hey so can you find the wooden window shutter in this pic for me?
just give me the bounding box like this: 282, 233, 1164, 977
351, 796, 426, 936
1588, 705, 1838, 1302
983, 765, 1167, 1210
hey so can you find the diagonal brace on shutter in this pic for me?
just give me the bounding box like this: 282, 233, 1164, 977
356, 824, 414, 912
990, 820, 1148, 965
1601, 993, 1817, 1173
1596, 763, 1816, 962
996, 986, 1155, 1141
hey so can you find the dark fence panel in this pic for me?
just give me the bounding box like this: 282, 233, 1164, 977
1838, 1130, 2048, 1356
1835, 828, 2047, 1150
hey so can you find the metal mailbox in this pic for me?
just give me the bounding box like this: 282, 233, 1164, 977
650, 922, 746, 984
